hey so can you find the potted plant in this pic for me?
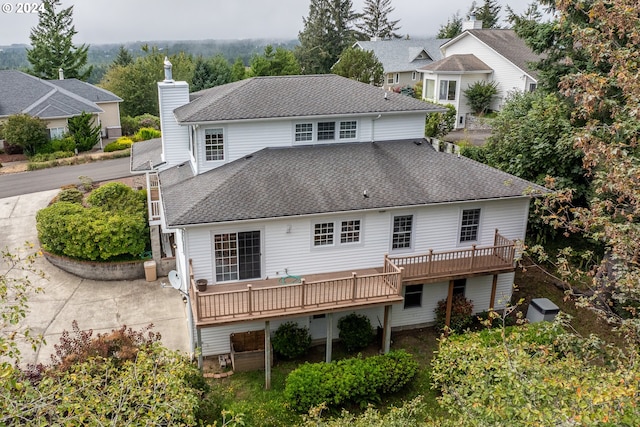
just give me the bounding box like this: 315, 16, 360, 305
196, 279, 208, 292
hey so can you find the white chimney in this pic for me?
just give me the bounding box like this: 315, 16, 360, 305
58, 68, 64, 80
462, 14, 483, 31
158, 59, 190, 166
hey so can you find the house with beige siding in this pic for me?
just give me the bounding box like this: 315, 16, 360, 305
419, 20, 541, 128
131, 67, 544, 370
0, 70, 122, 142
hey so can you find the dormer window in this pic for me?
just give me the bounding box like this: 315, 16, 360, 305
317, 122, 335, 140
205, 128, 224, 161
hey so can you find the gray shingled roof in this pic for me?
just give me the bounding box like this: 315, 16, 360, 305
175, 74, 444, 123
0, 70, 105, 119
355, 38, 449, 73
130, 138, 163, 172
49, 78, 122, 103
160, 139, 544, 227
449, 29, 541, 78
419, 54, 493, 73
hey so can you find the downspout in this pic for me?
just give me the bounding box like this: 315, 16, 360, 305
371, 114, 382, 142
181, 228, 197, 362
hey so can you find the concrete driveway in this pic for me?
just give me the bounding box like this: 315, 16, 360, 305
0, 190, 190, 365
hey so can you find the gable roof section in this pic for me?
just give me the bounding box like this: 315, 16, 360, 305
419, 54, 493, 73
130, 138, 163, 172
0, 70, 103, 119
160, 139, 544, 227
49, 78, 122, 103
443, 29, 540, 78
355, 38, 449, 73
175, 74, 444, 123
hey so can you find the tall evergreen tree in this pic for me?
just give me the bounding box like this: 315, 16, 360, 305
470, 0, 502, 29
437, 11, 463, 38
113, 45, 134, 67
27, 0, 91, 80
249, 46, 301, 77
356, 0, 402, 40
230, 58, 246, 82
191, 56, 214, 92
295, 0, 359, 74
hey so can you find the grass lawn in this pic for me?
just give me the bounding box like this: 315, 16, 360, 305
203, 264, 621, 426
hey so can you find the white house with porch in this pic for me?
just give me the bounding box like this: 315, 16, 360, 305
131, 64, 543, 378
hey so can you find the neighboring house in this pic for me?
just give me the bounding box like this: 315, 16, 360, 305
419, 19, 541, 128
0, 70, 122, 141
354, 38, 448, 92
131, 68, 543, 367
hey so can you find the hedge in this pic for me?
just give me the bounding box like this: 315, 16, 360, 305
284, 350, 418, 411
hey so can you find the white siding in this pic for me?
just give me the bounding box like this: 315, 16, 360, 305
190, 113, 426, 175
186, 197, 530, 286
444, 35, 531, 110
158, 81, 191, 166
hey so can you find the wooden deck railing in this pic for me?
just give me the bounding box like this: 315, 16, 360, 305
189, 230, 516, 325
388, 231, 516, 282
191, 270, 403, 325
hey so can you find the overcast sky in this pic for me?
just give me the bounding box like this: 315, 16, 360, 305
0, 0, 533, 46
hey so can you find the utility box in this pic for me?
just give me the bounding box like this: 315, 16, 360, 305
526, 298, 560, 323
143, 260, 157, 282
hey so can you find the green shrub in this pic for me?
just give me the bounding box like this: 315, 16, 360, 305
284, 350, 418, 411
56, 188, 84, 204
463, 80, 499, 115
120, 114, 160, 136
36, 184, 149, 261
68, 112, 101, 152
87, 182, 146, 214
132, 127, 161, 142
104, 137, 133, 152
120, 115, 137, 136
425, 103, 456, 138
30, 151, 74, 162
435, 294, 474, 332
272, 322, 312, 360
337, 313, 374, 352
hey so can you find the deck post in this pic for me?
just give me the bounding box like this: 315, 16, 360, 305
490, 274, 498, 310
265, 320, 271, 390
470, 245, 476, 269
325, 312, 333, 363
427, 249, 433, 274
247, 284, 253, 314
445, 280, 454, 331
382, 305, 392, 354
351, 272, 358, 301
398, 267, 405, 295
300, 279, 306, 308
196, 328, 203, 369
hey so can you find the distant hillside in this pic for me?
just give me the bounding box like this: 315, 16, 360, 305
0, 38, 299, 83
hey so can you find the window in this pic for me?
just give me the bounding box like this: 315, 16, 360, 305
460, 208, 481, 242
394, 73, 399, 84
49, 127, 65, 140
339, 121, 357, 139
411, 71, 417, 81
190, 126, 196, 157
392, 215, 413, 250
314, 223, 334, 246
439, 80, 457, 101
387, 74, 394, 84
205, 128, 224, 161
317, 122, 335, 140
214, 231, 261, 282
404, 284, 423, 308
529, 83, 537, 92
425, 79, 435, 100
340, 220, 361, 243
453, 278, 466, 296
295, 123, 313, 142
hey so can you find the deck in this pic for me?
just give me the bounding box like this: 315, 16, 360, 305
190, 232, 516, 326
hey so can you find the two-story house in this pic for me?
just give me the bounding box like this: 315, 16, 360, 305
131, 65, 543, 370
419, 18, 541, 128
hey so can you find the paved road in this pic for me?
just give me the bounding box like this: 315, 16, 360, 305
0, 157, 131, 198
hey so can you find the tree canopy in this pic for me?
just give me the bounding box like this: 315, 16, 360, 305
27, 0, 91, 80
295, 0, 359, 74
356, 0, 402, 40
249, 45, 301, 77
331, 46, 383, 85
